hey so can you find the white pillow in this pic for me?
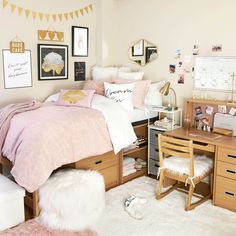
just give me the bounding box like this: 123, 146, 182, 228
45, 93, 59, 102
145, 81, 166, 106
92, 66, 118, 80
118, 67, 132, 72
104, 82, 134, 110
117, 71, 144, 81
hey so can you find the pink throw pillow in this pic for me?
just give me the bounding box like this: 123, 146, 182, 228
113, 78, 151, 109
83, 79, 111, 95
57, 89, 95, 108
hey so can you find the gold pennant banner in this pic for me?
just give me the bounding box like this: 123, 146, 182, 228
2, 0, 93, 21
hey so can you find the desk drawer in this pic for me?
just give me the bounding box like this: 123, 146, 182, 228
218, 147, 236, 165
150, 130, 162, 145
217, 161, 236, 181
193, 142, 215, 153
215, 176, 236, 211
149, 158, 159, 176
150, 145, 159, 161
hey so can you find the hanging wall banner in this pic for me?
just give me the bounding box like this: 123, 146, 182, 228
2, 0, 93, 22
2, 49, 32, 89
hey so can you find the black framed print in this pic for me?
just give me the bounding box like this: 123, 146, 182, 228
2, 49, 32, 89
72, 26, 89, 57
38, 44, 68, 80
74, 62, 86, 81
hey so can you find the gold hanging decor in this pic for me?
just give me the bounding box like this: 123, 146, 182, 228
2, 0, 93, 22
38, 30, 64, 42
10, 36, 25, 53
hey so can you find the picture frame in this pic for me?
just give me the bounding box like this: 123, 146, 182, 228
72, 26, 89, 57
38, 44, 68, 80
132, 39, 144, 56
2, 49, 32, 89
74, 62, 86, 81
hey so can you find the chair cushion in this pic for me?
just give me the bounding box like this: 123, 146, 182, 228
163, 155, 213, 177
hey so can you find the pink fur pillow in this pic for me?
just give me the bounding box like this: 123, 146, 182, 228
57, 89, 95, 108
113, 78, 151, 109
83, 80, 111, 95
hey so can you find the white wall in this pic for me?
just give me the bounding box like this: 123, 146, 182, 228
113, 0, 236, 107
0, 0, 97, 106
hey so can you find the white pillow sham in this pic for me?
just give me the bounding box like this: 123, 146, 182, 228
92, 66, 118, 80
104, 82, 134, 111
145, 81, 165, 106
117, 71, 144, 81
45, 93, 59, 102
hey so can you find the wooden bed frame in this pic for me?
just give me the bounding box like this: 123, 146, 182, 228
0, 150, 122, 217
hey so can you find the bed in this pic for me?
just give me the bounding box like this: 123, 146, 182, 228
0, 93, 159, 217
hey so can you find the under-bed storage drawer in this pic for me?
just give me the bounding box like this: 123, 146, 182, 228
215, 176, 236, 212
68, 151, 119, 189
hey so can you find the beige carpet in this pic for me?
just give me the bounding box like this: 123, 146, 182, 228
94, 176, 236, 236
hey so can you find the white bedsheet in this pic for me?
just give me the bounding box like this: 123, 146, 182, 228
92, 95, 137, 154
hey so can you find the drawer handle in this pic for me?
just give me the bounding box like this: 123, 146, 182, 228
155, 148, 159, 152
95, 160, 102, 165
227, 154, 236, 159
155, 164, 158, 167
225, 191, 235, 197
155, 134, 158, 137
226, 169, 236, 174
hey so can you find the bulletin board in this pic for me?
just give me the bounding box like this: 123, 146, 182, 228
194, 56, 236, 91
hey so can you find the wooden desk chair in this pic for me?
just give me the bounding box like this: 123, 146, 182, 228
156, 134, 213, 211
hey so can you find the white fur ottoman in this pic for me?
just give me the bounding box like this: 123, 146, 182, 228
38, 169, 105, 232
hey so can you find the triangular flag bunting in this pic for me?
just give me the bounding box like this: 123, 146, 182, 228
80, 8, 84, 16
84, 6, 89, 13
32, 11, 37, 19
10, 3, 16, 13
52, 14, 57, 22
25, 9, 30, 17
64, 13, 68, 20
69, 11, 73, 19
58, 13, 62, 21
18, 6, 23, 15
45, 13, 50, 21
39, 13, 44, 21
2, 0, 8, 8
89, 4, 93, 11
75, 10, 79, 18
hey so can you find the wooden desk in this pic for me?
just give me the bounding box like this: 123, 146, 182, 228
165, 128, 236, 212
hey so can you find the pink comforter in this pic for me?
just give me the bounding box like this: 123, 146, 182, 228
2, 103, 113, 192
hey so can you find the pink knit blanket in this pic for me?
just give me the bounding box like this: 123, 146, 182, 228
0, 100, 41, 151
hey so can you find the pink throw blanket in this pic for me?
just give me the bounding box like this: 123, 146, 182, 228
2, 103, 113, 192
0, 219, 98, 236
0, 100, 41, 150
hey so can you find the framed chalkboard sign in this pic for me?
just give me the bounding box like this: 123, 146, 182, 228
74, 62, 86, 81
194, 56, 236, 91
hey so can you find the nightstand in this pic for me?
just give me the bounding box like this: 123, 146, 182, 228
145, 106, 183, 175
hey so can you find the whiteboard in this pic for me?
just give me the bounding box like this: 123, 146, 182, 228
194, 57, 236, 91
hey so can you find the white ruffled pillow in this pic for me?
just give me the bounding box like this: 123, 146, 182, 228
104, 82, 134, 111
45, 93, 59, 102
117, 71, 144, 81
145, 81, 165, 106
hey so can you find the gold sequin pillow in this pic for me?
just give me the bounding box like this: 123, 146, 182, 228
57, 89, 95, 107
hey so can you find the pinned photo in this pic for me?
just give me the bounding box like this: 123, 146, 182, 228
205, 105, 214, 115
178, 61, 182, 67
178, 74, 184, 84
218, 105, 227, 114
192, 45, 199, 55
229, 107, 236, 116
212, 44, 222, 52
169, 64, 176, 73
195, 106, 202, 116
174, 49, 181, 59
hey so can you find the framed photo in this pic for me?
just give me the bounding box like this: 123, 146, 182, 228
2, 49, 32, 89
145, 46, 158, 63
132, 39, 144, 56
38, 44, 68, 80
74, 62, 86, 81
72, 26, 89, 57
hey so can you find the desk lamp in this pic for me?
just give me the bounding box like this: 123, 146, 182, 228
159, 81, 178, 109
